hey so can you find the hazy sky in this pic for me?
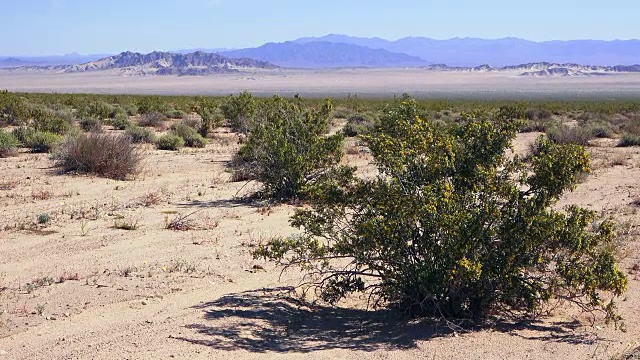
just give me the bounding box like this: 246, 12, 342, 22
1, 0, 638, 56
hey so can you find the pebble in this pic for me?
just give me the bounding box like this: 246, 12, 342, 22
141, 301, 148, 305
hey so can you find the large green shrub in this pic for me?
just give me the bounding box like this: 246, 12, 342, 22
30, 107, 72, 134
53, 133, 141, 180
255, 100, 627, 323
0, 129, 18, 157
234, 96, 343, 200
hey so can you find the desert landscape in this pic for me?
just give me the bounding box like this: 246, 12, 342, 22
2, 1, 640, 358
0, 91, 639, 359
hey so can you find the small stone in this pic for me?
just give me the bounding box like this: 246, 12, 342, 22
141, 301, 148, 305
63, 313, 70, 318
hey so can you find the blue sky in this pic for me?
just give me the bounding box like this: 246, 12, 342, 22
1, 0, 637, 56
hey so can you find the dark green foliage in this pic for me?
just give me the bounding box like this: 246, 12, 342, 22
37, 213, 51, 225
234, 96, 343, 200
255, 99, 627, 323
220, 91, 257, 133
155, 134, 184, 150
617, 134, 640, 147
0, 129, 18, 157
126, 126, 155, 144
53, 133, 141, 180
171, 122, 207, 148
546, 124, 594, 146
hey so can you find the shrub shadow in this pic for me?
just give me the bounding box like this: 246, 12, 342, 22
175, 287, 599, 353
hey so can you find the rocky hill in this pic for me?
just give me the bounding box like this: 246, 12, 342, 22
58, 51, 278, 75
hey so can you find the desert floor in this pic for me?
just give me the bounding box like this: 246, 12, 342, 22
0, 124, 639, 359
1, 69, 640, 99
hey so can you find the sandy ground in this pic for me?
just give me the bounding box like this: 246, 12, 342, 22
1, 69, 640, 99
0, 126, 639, 359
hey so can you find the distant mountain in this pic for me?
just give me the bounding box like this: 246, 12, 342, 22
221, 41, 427, 68
56, 51, 278, 75
419, 62, 640, 77
292, 34, 640, 67
0, 53, 110, 67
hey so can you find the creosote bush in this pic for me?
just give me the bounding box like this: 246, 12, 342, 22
0, 129, 18, 157
126, 126, 156, 144
53, 133, 142, 180
171, 122, 207, 148
234, 96, 343, 200
22, 130, 62, 153
255, 99, 627, 324
155, 134, 184, 150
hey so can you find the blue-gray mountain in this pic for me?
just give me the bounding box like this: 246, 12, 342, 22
221, 41, 427, 68
293, 34, 640, 67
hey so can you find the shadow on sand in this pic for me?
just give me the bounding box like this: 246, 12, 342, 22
174, 287, 601, 353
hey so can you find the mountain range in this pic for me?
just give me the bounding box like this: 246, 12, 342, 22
11, 51, 278, 75
2, 34, 639, 73
291, 34, 640, 67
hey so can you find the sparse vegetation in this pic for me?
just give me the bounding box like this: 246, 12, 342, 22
255, 100, 627, 323
53, 133, 142, 179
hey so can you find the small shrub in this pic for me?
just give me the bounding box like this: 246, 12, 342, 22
0, 129, 18, 157
79, 118, 103, 132
53, 133, 142, 180
123, 104, 138, 116
171, 123, 207, 148
547, 125, 594, 146
37, 213, 51, 225
166, 212, 197, 231
524, 108, 552, 121
126, 126, 155, 144
586, 120, 614, 138
617, 134, 640, 147
342, 113, 377, 137
139, 112, 165, 128
111, 113, 131, 130
23, 131, 62, 153
155, 134, 184, 150
113, 218, 139, 230
165, 109, 186, 119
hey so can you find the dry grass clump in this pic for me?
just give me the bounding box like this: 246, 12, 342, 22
165, 212, 198, 231
138, 112, 166, 129
53, 133, 142, 180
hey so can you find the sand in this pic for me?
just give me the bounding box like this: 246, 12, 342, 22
0, 126, 638, 359
1, 68, 640, 99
